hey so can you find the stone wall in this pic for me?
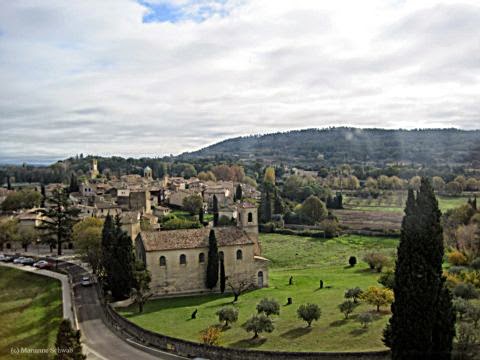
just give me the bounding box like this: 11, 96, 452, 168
146, 243, 267, 295
102, 302, 390, 360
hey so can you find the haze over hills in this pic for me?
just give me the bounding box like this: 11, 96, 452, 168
181, 128, 480, 168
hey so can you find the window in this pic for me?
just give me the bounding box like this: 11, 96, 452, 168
180, 254, 187, 265
248, 212, 253, 222
236, 249, 243, 260
159, 256, 166, 266
219, 251, 224, 261
199, 252, 205, 263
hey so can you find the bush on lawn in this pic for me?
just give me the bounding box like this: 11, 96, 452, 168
349, 256, 357, 267
216, 306, 239, 327
448, 251, 468, 266
256, 298, 280, 317
453, 283, 479, 300
297, 303, 321, 327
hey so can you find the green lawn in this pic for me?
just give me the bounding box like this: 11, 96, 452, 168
0, 267, 62, 360
119, 234, 398, 352
345, 194, 470, 214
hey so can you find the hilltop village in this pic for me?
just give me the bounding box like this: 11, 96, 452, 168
1, 160, 268, 296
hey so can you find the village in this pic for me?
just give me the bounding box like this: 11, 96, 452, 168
0, 159, 269, 297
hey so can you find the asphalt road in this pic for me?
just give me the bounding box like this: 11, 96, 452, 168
59, 262, 185, 360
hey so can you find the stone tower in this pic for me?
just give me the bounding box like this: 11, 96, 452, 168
144, 166, 153, 180
91, 159, 99, 179
237, 202, 258, 237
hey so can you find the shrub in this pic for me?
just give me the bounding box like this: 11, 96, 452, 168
200, 326, 221, 345
470, 258, 480, 270
338, 300, 358, 319
162, 217, 201, 230
378, 269, 395, 289
453, 298, 469, 320
461, 271, 480, 288
448, 251, 468, 266
453, 283, 479, 300
466, 303, 480, 328
256, 298, 280, 317
242, 314, 274, 339
216, 306, 239, 327
360, 286, 394, 312
363, 252, 389, 272
455, 323, 477, 355
349, 256, 357, 267
297, 303, 321, 327
345, 287, 363, 303
448, 266, 468, 275
358, 312, 373, 328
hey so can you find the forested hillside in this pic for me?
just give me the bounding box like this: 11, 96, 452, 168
181, 128, 480, 168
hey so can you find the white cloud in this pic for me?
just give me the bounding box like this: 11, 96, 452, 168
0, 0, 479, 162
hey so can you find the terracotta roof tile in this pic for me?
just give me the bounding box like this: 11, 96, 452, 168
139, 227, 253, 251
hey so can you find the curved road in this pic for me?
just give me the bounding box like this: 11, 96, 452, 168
1, 259, 185, 360
59, 261, 186, 360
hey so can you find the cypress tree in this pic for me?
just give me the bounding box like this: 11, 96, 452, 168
100, 214, 135, 300
69, 173, 79, 193
220, 259, 226, 293
206, 229, 219, 290
261, 186, 272, 222
388, 179, 455, 360
235, 184, 243, 202
213, 195, 219, 227
7, 176, 11, 190
55, 319, 85, 360
273, 187, 285, 214
199, 207, 204, 224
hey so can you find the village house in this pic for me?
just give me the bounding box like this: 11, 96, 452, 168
135, 203, 269, 296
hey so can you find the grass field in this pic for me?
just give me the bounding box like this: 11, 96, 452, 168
0, 267, 62, 360
339, 193, 473, 233
119, 234, 398, 352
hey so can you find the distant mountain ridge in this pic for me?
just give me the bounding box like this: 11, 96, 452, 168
181, 127, 480, 167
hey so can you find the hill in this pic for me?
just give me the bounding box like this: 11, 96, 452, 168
181, 128, 480, 168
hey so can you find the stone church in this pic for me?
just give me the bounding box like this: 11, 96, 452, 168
135, 203, 269, 296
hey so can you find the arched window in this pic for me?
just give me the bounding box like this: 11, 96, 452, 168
179, 254, 187, 265
219, 251, 224, 261
236, 249, 243, 260
199, 252, 205, 263
6, 243, 11, 249
258, 271, 264, 287
248, 212, 253, 222
159, 256, 166, 266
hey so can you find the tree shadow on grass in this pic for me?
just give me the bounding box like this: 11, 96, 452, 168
329, 319, 348, 327
350, 327, 368, 336
280, 326, 312, 339
229, 337, 267, 349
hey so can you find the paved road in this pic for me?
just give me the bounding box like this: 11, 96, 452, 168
58, 261, 185, 360
1, 258, 185, 360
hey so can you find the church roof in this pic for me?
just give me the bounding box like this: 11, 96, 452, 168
139, 227, 254, 252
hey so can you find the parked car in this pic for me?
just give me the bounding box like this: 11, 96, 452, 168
81, 276, 92, 287
33, 260, 53, 269
1, 255, 14, 262
0, 254, 6, 261
21, 258, 35, 266
13, 257, 26, 264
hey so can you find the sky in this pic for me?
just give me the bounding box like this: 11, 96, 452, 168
1, 0, 480, 164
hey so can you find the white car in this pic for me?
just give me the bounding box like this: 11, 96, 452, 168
81, 276, 92, 287
13, 257, 26, 264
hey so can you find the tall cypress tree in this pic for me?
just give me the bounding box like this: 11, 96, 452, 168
206, 229, 219, 290
235, 184, 243, 202
387, 179, 455, 360
69, 173, 79, 193
273, 187, 285, 215
220, 259, 226, 294
101, 214, 135, 300
212, 195, 219, 227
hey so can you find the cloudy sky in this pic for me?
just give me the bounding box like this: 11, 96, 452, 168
1, 0, 479, 163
